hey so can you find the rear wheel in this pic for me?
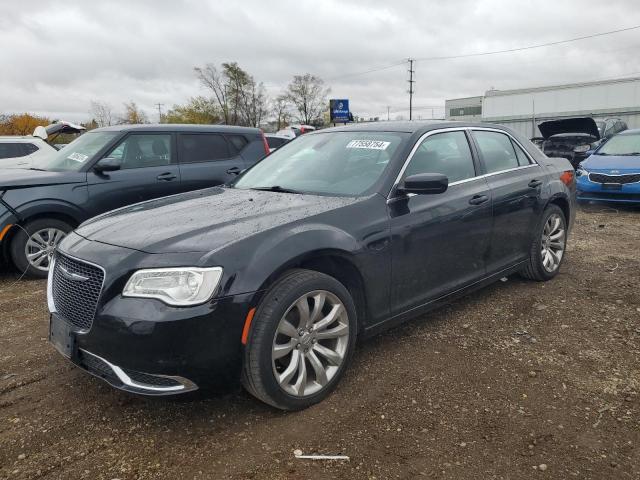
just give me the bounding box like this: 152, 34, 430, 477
520, 204, 567, 281
242, 269, 357, 410
10, 218, 72, 279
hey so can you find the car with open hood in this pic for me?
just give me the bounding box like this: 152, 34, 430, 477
576, 128, 640, 204
538, 117, 627, 168
0, 124, 269, 278
0, 121, 86, 169
46, 121, 576, 410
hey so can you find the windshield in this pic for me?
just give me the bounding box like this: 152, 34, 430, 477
597, 133, 640, 156
596, 121, 605, 136
33, 131, 119, 171
233, 131, 408, 196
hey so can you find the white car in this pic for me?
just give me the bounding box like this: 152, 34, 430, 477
0, 121, 85, 169
0, 136, 57, 168
264, 133, 292, 152
275, 124, 316, 139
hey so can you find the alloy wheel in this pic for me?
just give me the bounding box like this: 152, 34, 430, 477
24, 228, 67, 272
541, 213, 565, 273
272, 290, 350, 397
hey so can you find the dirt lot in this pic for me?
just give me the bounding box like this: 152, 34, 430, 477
1, 204, 639, 480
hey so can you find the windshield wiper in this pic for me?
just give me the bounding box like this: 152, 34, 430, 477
250, 186, 302, 194
28, 167, 47, 171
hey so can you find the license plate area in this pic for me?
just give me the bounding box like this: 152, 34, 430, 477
49, 314, 76, 358
602, 183, 622, 191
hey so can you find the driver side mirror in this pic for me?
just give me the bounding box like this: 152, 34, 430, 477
94, 157, 122, 172
399, 173, 448, 195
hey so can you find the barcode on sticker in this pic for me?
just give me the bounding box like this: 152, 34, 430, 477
346, 140, 390, 150
67, 152, 88, 162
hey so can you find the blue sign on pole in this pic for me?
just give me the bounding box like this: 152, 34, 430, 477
330, 99, 350, 123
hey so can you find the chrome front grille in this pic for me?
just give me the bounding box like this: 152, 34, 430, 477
589, 173, 640, 184
51, 253, 104, 330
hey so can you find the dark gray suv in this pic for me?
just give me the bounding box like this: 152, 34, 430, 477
0, 124, 269, 278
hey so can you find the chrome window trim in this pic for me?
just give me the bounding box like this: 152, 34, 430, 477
468, 126, 541, 167
388, 126, 541, 200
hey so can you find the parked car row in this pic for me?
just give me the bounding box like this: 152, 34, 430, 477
0, 124, 269, 277
45, 121, 577, 410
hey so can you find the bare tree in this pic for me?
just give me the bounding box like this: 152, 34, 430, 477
240, 80, 268, 127
285, 74, 330, 125
195, 62, 269, 127
89, 100, 113, 127
194, 64, 231, 124
271, 95, 290, 130
120, 101, 148, 124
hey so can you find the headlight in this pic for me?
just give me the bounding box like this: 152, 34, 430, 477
573, 144, 591, 153
123, 267, 223, 306
575, 166, 589, 177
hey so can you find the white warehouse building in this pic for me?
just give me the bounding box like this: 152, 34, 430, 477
445, 76, 640, 139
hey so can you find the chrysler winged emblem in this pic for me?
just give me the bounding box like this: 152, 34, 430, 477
58, 264, 89, 282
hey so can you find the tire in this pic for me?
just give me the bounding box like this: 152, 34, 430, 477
520, 204, 567, 281
10, 218, 73, 279
242, 269, 358, 410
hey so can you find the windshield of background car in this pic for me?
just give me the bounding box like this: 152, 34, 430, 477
34, 131, 119, 171
597, 133, 640, 156
234, 131, 409, 196
596, 121, 605, 136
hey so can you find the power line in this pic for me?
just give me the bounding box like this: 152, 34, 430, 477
324, 60, 407, 81
414, 24, 640, 61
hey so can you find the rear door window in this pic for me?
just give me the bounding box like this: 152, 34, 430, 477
178, 134, 231, 163
0, 143, 25, 159
472, 131, 520, 174
511, 140, 532, 166
22, 143, 39, 155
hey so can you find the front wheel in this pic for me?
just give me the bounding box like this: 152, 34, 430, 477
10, 218, 72, 279
520, 204, 567, 281
242, 269, 357, 410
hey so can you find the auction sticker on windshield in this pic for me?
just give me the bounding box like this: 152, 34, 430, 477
346, 140, 390, 150
66, 152, 89, 162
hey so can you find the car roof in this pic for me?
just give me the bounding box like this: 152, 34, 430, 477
0, 136, 44, 142
618, 128, 640, 135
92, 124, 261, 134
316, 120, 508, 134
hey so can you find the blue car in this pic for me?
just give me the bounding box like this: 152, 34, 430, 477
576, 129, 640, 204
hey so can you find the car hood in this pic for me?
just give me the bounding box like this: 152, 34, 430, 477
538, 117, 600, 140
582, 154, 640, 172
75, 187, 358, 254
0, 169, 86, 189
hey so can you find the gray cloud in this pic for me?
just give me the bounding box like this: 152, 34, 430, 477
1, 0, 639, 122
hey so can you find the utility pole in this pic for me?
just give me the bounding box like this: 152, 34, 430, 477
387, 106, 390, 121
155, 103, 164, 123
407, 58, 415, 121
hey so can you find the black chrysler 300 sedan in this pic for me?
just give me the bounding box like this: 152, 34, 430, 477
48, 121, 576, 410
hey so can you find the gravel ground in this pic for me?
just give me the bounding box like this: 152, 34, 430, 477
1, 204, 639, 480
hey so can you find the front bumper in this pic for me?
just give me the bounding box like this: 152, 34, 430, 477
48, 234, 261, 395
49, 289, 257, 395
576, 175, 640, 203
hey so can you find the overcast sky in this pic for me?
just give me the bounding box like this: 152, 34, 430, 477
1, 0, 639, 123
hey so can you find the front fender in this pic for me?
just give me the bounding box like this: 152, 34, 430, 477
213, 224, 360, 296
14, 198, 87, 225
